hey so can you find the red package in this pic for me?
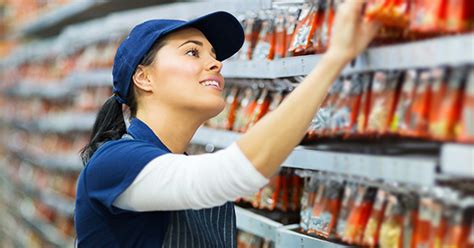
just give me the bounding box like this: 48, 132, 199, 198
391, 70, 419, 135
406, 70, 432, 138
310, 180, 344, 239
362, 189, 389, 247
252, 14, 276, 60
330, 75, 363, 137
457, 68, 474, 143
276, 169, 289, 212
442, 207, 473, 248
429, 68, 464, 141
300, 175, 320, 232
410, 0, 448, 33
246, 88, 271, 130
274, 11, 287, 59
366, 71, 401, 136
233, 87, 259, 132
342, 186, 377, 245
222, 86, 240, 130
366, 0, 411, 28
259, 173, 281, 211
284, 7, 301, 57
239, 16, 262, 60
307, 178, 327, 235
411, 197, 435, 248
335, 183, 357, 240
356, 73, 374, 136
315, 0, 335, 53
288, 170, 302, 212
288, 3, 319, 56
445, 0, 474, 33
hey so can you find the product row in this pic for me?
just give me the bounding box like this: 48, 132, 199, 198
207, 65, 474, 143
236, 0, 474, 61
238, 231, 274, 248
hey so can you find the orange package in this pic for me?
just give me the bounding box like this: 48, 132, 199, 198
259, 173, 281, 211
233, 87, 259, 132
252, 14, 276, 60
366, 0, 411, 28
362, 189, 388, 247
246, 88, 271, 130
356, 73, 373, 137
274, 11, 287, 59
315, 0, 335, 53
330, 75, 362, 137
429, 67, 465, 141
366, 71, 401, 136
288, 3, 319, 56
410, 0, 449, 33
335, 183, 358, 240
342, 186, 377, 245
442, 207, 473, 248
239, 16, 262, 60
406, 70, 432, 138
445, 0, 474, 33
307, 179, 327, 236
457, 68, 474, 143
284, 7, 302, 57
300, 175, 321, 232
427, 201, 447, 248
314, 181, 344, 239
289, 171, 302, 212
411, 197, 435, 248
222, 86, 240, 130
391, 70, 418, 136
379, 194, 405, 248
276, 169, 289, 212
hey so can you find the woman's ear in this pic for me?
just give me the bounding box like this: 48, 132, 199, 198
132, 65, 153, 92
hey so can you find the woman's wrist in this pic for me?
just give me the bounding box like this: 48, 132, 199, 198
322, 48, 353, 67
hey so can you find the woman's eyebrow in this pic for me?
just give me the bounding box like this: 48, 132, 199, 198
178, 40, 216, 55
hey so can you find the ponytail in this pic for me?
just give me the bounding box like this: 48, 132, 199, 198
80, 88, 137, 165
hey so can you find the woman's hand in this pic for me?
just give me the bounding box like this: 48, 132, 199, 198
326, 0, 381, 63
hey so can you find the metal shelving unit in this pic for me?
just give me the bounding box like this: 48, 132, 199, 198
192, 127, 439, 186
441, 144, 474, 177
222, 34, 474, 78
276, 225, 350, 248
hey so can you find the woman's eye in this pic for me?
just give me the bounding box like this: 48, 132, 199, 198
186, 48, 199, 57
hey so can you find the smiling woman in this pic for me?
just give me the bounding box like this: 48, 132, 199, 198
75, 2, 380, 247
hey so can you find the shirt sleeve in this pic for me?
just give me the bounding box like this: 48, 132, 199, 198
113, 142, 269, 211
84, 140, 168, 214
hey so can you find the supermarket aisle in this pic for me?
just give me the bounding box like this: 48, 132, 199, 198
0, 0, 473, 247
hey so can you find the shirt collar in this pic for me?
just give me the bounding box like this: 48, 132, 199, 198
127, 118, 172, 153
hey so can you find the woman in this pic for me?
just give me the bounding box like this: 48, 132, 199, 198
75, 1, 380, 247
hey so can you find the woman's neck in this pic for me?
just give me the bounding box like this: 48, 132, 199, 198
135, 107, 203, 154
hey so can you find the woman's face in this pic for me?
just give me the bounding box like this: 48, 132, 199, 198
144, 27, 226, 119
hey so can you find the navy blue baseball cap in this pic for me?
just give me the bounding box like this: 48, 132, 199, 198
112, 11, 244, 105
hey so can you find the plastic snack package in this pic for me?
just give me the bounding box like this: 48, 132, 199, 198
356, 73, 374, 136
239, 15, 262, 61
307, 177, 327, 236
445, 0, 474, 33
362, 189, 389, 247
276, 168, 289, 212
300, 173, 320, 232
342, 186, 377, 245
429, 67, 464, 141
379, 194, 405, 248
406, 70, 432, 138
316, 0, 336, 53
252, 11, 276, 60
274, 10, 287, 59
284, 7, 302, 57
259, 173, 281, 210
411, 197, 435, 248
314, 180, 344, 239
288, 2, 319, 56
246, 88, 271, 130
391, 70, 419, 135
233, 87, 260, 132
366, 71, 401, 136
410, 0, 448, 33
222, 86, 241, 130
335, 182, 358, 240
330, 75, 363, 137
457, 68, 474, 143
442, 206, 473, 248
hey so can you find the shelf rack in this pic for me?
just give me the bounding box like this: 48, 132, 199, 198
235, 206, 349, 247
192, 127, 440, 186
441, 144, 474, 177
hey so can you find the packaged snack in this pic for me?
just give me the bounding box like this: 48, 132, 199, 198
366, 71, 401, 136
356, 73, 374, 136
259, 173, 281, 210
428, 201, 448, 248
307, 79, 342, 140
310, 180, 344, 238
445, 0, 474, 33
274, 10, 287, 59
391, 70, 418, 135
406, 70, 432, 138
246, 88, 271, 130
288, 171, 302, 212
366, 0, 411, 28
335, 182, 358, 240
410, 0, 448, 33
300, 174, 320, 232
307, 178, 327, 235
276, 169, 289, 212
222, 86, 240, 130
252, 12, 276, 60
284, 7, 302, 57
411, 197, 435, 248
429, 67, 464, 141
362, 189, 389, 247
207, 87, 231, 128
316, 0, 335, 53
442, 207, 473, 248
288, 3, 319, 56
240, 16, 262, 60
330, 75, 363, 137
233, 87, 259, 132
379, 194, 404, 248
457, 68, 474, 143
342, 186, 377, 245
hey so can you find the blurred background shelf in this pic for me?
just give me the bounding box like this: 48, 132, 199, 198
441, 144, 474, 177
235, 206, 284, 242
276, 225, 350, 248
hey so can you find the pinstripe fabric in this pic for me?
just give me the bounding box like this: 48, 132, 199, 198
163, 202, 237, 248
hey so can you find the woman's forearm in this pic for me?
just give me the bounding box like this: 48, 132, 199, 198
237, 53, 348, 177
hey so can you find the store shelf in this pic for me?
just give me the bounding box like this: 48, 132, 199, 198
13, 0, 178, 38
66, 69, 112, 88
192, 127, 438, 186
36, 112, 96, 133
235, 206, 283, 242
222, 34, 474, 78
276, 225, 349, 248
441, 144, 474, 177
4, 82, 74, 101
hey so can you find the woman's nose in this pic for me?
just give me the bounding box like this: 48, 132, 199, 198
207, 58, 222, 72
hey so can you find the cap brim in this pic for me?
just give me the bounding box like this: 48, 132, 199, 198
165, 11, 244, 61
